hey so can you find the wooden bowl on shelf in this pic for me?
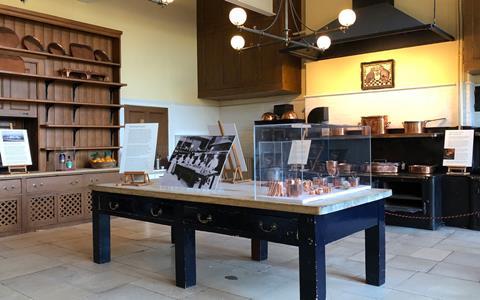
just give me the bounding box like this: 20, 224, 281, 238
89, 160, 117, 169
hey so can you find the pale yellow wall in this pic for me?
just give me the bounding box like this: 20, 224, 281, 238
306, 41, 458, 96
2, 0, 213, 106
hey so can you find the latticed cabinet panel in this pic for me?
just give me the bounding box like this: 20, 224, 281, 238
58, 190, 85, 223
26, 194, 57, 228
0, 197, 21, 234
84, 191, 93, 218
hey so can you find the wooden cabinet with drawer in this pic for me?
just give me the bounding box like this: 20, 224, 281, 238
0, 179, 21, 197
26, 175, 84, 194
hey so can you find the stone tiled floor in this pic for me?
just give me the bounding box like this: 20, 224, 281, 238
0, 220, 479, 299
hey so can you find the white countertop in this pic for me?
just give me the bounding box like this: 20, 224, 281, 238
92, 180, 392, 215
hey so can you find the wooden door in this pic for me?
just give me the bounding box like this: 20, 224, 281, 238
124, 105, 169, 160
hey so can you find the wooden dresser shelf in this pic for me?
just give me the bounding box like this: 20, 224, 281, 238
40, 124, 122, 129
0, 70, 127, 88
0, 45, 121, 67
0, 97, 122, 108
41, 146, 121, 151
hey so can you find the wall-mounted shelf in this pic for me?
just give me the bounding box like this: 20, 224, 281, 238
0, 97, 122, 108
0, 45, 121, 67
372, 133, 443, 139
40, 124, 122, 129
0, 70, 126, 88
41, 146, 121, 151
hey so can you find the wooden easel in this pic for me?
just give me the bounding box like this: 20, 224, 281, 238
6, 123, 28, 175
218, 121, 249, 184
122, 171, 151, 186
447, 166, 470, 176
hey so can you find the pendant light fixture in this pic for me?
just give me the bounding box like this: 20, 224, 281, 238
229, 0, 356, 53
149, 0, 174, 7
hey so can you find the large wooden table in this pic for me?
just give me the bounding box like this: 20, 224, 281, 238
91, 182, 392, 300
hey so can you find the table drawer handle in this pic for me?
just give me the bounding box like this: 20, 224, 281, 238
259, 221, 278, 233
197, 213, 213, 224
108, 202, 119, 211
150, 207, 163, 217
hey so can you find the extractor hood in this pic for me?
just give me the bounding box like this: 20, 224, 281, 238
282, 0, 455, 60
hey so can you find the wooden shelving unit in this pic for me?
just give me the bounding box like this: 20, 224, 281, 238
0, 4, 124, 171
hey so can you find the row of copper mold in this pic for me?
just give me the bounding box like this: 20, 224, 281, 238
267, 175, 361, 198
0, 27, 112, 62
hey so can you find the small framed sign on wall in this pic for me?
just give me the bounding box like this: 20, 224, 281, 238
361, 59, 395, 90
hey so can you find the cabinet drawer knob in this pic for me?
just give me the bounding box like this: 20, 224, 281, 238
32, 184, 37, 188
108, 202, 119, 211
259, 221, 278, 233
10, 186, 15, 189
40, 183, 44, 186
197, 213, 213, 224
3, 186, 7, 191
150, 207, 163, 217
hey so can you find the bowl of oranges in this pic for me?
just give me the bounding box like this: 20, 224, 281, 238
89, 152, 117, 169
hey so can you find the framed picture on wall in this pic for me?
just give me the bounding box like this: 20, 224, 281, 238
361, 59, 395, 90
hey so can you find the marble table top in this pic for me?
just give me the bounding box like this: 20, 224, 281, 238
91, 181, 392, 215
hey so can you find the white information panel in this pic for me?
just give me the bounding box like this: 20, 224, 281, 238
120, 123, 158, 174
443, 130, 474, 167
0, 129, 32, 166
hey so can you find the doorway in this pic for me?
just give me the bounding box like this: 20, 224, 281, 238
124, 105, 169, 161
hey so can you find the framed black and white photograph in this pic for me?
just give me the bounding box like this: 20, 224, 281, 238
160, 135, 235, 190
361, 59, 395, 90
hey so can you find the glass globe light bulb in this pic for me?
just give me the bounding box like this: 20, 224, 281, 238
338, 9, 356, 27
316, 35, 331, 51
230, 35, 245, 50
229, 7, 247, 26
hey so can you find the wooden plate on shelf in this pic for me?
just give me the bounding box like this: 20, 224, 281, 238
0, 27, 20, 48
70, 43, 94, 60
22, 35, 45, 52
94, 49, 111, 62
0, 55, 25, 73
47, 42, 66, 55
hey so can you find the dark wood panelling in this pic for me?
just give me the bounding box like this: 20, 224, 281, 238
197, 0, 301, 100
464, 0, 480, 74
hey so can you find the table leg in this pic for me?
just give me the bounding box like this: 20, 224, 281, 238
365, 202, 386, 286
170, 227, 175, 244
251, 239, 268, 261
93, 211, 111, 264
299, 216, 326, 300
174, 224, 196, 288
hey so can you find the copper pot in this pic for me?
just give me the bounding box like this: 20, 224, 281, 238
403, 118, 446, 134
330, 127, 345, 136
281, 111, 298, 120
338, 163, 352, 174
361, 115, 390, 135
261, 112, 277, 121
365, 162, 399, 174
408, 165, 436, 174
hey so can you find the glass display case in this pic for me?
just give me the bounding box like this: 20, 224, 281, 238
254, 123, 372, 203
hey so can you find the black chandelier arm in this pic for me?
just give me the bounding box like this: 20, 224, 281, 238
238, 25, 322, 51
252, 0, 285, 32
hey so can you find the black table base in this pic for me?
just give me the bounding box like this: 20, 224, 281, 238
92, 191, 385, 300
